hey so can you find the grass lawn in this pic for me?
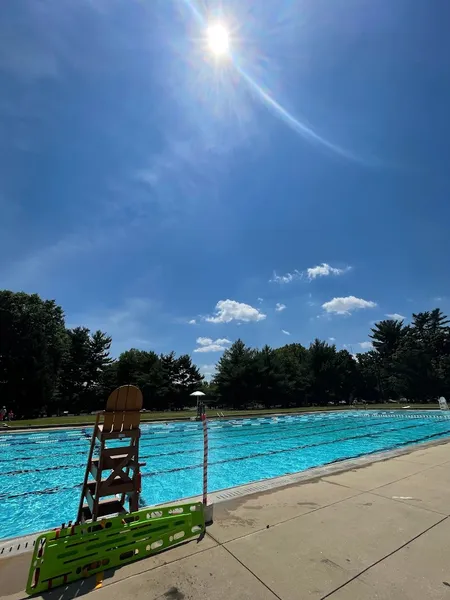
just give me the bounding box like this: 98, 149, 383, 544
3, 403, 440, 429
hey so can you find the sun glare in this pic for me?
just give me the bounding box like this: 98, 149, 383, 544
206, 24, 229, 56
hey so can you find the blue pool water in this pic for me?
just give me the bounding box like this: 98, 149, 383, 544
1, 410, 450, 540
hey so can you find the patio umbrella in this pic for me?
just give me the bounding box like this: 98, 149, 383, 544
190, 391, 206, 417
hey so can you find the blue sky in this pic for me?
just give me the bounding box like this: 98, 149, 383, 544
1, 0, 450, 378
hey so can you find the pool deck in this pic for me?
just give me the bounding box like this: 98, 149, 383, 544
2, 440, 450, 599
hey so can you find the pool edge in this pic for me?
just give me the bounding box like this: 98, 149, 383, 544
2, 435, 449, 560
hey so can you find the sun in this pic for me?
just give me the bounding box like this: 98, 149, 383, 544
206, 24, 230, 56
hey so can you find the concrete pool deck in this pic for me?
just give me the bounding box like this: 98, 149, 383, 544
2, 441, 450, 599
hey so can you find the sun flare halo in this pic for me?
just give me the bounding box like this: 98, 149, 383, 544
206, 24, 230, 56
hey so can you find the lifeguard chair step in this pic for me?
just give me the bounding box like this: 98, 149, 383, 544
81, 499, 127, 521
85, 476, 135, 496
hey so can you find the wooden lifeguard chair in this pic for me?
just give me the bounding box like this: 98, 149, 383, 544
77, 385, 143, 523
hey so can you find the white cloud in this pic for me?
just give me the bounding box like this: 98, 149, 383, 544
385, 313, 405, 321
197, 337, 231, 346
194, 345, 226, 353
194, 337, 231, 353
329, 337, 336, 342
322, 296, 377, 315
188, 319, 197, 325
257, 297, 264, 303
270, 264, 350, 284
205, 300, 266, 323
281, 329, 291, 335
359, 341, 373, 350
275, 303, 286, 312
270, 270, 302, 284
307, 263, 350, 280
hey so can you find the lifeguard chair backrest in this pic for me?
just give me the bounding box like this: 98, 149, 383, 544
102, 385, 143, 432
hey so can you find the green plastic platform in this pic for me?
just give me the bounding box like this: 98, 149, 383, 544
26, 502, 205, 595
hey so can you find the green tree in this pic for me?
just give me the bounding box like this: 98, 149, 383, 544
335, 349, 358, 402
388, 309, 450, 402
434, 354, 450, 398
0, 291, 67, 416
214, 340, 255, 409
388, 336, 433, 401
369, 319, 410, 400
275, 343, 309, 406
88, 330, 113, 383
170, 354, 204, 410
253, 345, 286, 408
412, 309, 450, 357
59, 327, 91, 412
115, 349, 163, 408
370, 319, 407, 357
59, 327, 113, 412
304, 339, 341, 405
356, 351, 384, 402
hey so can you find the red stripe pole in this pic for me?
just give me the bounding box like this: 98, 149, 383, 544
201, 413, 208, 506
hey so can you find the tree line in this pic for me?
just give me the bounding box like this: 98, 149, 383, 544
214, 307, 450, 408
0, 291, 202, 417
1, 290, 449, 418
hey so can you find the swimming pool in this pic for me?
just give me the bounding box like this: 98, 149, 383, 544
1, 410, 450, 540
